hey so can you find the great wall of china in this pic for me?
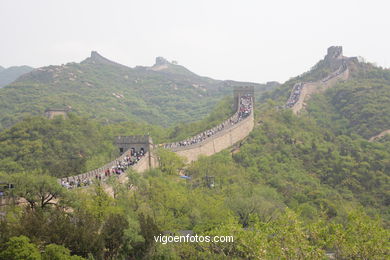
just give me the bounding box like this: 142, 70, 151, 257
59, 46, 364, 186
58, 86, 255, 186
2, 46, 389, 208
286, 46, 352, 114
285, 47, 389, 142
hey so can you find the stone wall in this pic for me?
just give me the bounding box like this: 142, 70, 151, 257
115, 135, 153, 155
171, 111, 254, 162
45, 110, 68, 119
58, 88, 254, 182
132, 152, 151, 172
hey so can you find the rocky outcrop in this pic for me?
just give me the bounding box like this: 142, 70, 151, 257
82, 51, 128, 68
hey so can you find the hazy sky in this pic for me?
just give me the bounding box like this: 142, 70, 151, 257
1, 0, 389, 83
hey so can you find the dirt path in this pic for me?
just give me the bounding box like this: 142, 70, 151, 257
369, 129, 390, 142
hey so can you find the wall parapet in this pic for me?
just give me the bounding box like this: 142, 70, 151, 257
171, 112, 253, 152
171, 111, 254, 162
165, 92, 254, 162
58, 86, 255, 183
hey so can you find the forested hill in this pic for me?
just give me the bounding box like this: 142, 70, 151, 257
262, 46, 390, 140
307, 65, 390, 138
0, 47, 389, 259
0, 65, 34, 88
0, 52, 271, 130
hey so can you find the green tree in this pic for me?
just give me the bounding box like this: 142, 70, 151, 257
0, 235, 41, 260
333, 211, 390, 259
6, 172, 65, 210
42, 244, 85, 260
101, 214, 129, 259
156, 148, 186, 175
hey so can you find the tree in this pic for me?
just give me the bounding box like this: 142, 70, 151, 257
6, 172, 65, 210
332, 211, 390, 259
42, 244, 85, 260
101, 214, 129, 259
87, 182, 116, 222
156, 148, 186, 175
139, 213, 160, 249
0, 235, 41, 260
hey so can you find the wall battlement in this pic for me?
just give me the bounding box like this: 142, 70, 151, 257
58, 86, 255, 184
171, 111, 254, 162
166, 86, 254, 162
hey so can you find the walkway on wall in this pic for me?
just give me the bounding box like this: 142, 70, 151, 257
59, 87, 256, 187
286, 59, 350, 114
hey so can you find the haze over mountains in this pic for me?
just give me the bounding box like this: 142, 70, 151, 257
0, 52, 272, 130
1, 46, 389, 141
0, 65, 33, 88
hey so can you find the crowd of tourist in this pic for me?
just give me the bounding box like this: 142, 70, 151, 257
285, 61, 348, 108
285, 82, 303, 108
164, 95, 253, 149
60, 148, 145, 189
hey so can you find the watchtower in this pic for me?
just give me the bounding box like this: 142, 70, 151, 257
44, 107, 71, 119
326, 46, 343, 59
115, 135, 158, 169
115, 135, 154, 155
233, 86, 254, 111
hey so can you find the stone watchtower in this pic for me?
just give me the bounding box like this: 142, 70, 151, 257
115, 135, 154, 155
324, 46, 345, 71
44, 107, 71, 119
233, 86, 255, 111
326, 46, 343, 59
115, 135, 158, 169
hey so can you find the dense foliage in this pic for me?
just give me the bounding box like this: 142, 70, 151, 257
307, 66, 390, 138
237, 109, 390, 224
1, 50, 389, 258
0, 115, 114, 177
0, 96, 235, 178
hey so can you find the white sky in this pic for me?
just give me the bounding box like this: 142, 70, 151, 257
1, 0, 389, 83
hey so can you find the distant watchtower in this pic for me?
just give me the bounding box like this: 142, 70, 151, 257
44, 107, 71, 119
115, 135, 154, 155
233, 86, 255, 111
326, 46, 343, 59
115, 135, 158, 169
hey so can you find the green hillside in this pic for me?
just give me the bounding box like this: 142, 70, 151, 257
0, 65, 33, 88
307, 65, 390, 138
0, 47, 389, 259
261, 47, 390, 140
0, 97, 234, 178
1, 108, 389, 259
0, 52, 269, 130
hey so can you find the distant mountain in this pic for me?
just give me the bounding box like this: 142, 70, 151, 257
0, 52, 270, 130
0, 65, 34, 88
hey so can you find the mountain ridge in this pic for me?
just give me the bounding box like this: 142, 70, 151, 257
0, 51, 269, 130
0, 65, 34, 88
